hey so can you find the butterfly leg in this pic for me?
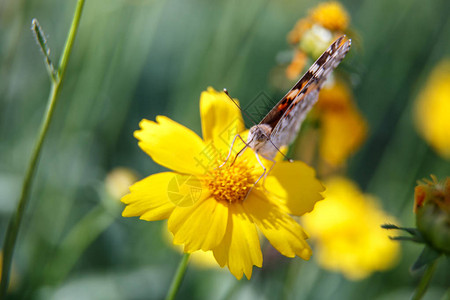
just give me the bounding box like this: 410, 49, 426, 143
242, 151, 265, 201
260, 154, 276, 188
253, 151, 277, 186
219, 134, 248, 168
243, 151, 271, 200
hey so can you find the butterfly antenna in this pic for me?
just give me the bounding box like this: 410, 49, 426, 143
223, 88, 260, 126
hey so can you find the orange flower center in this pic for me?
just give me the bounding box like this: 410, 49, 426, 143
207, 160, 255, 203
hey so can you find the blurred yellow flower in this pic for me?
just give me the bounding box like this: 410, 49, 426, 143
302, 177, 400, 280
414, 60, 450, 159
283, 5, 362, 167
105, 167, 139, 199
310, 1, 350, 32
285, 1, 351, 81
316, 82, 367, 166
287, 1, 349, 46
121, 88, 324, 279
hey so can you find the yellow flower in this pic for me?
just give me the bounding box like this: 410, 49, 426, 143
302, 177, 400, 280
284, 1, 351, 82
121, 88, 325, 279
309, 1, 350, 32
287, 1, 349, 47
414, 60, 450, 159
316, 82, 367, 166
105, 167, 139, 199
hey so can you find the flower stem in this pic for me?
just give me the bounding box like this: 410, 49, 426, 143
411, 259, 438, 300
165, 253, 191, 300
0, 0, 85, 296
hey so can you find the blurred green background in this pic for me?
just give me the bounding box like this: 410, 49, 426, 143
1, 0, 449, 299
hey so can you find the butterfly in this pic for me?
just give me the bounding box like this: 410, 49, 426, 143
223, 35, 351, 181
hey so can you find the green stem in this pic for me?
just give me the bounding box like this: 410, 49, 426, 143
411, 259, 438, 300
165, 253, 191, 300
57, 0, 85, 82
0, 0, 85, 297
282, 259, 300, 300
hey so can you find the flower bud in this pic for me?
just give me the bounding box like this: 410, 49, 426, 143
414, 176, 450, 254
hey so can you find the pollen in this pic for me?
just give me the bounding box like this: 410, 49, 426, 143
207, 160, 255, 203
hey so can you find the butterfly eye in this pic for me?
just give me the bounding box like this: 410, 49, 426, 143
256, 132, 267, 142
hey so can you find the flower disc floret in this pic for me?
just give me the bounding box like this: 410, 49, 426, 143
207, 160, 255, 203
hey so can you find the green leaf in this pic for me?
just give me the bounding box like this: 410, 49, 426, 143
411, 245, 442, 273
382, 224, 426, 243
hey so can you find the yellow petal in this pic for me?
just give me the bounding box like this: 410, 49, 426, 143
162, 222, 222, 270
166, 173, 209, 207
265, 161, 325, 216
200, 87, 245, 154
243, 190, 312, 260
135, 116, 208, 175
213, 204, 262, 280
168, 197, 228, 253
121, 172, 176, 221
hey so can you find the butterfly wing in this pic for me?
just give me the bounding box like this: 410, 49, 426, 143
267, 36, 351, 151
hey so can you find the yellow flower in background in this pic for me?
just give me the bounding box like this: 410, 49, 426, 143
286, 1, 351, 80
302, 177, 400, 280
287, 1, 349, 46
285, 1, 361, 160
414, 60, 450, 159
105, 167, 139, 199
316, 82, 367, 166
121, 88, 324, 279
309, 1, 349, 32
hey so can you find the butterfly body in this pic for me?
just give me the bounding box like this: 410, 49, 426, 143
246, 35, 351, 159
